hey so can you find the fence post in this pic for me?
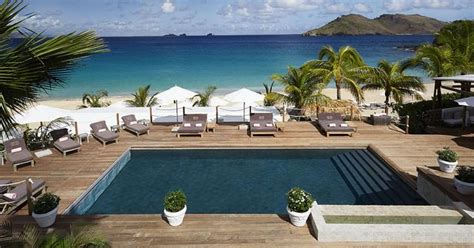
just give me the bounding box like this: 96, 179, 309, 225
74, 121, 79, 141
405, 115, 410, 134
316, 105, 320, 118
149, 107, 153, 123
216, 106, 219, 124
243, 102, 246, 122
116, 113, 120, 132
26, 177, 33, 216
183, 106, 186, 116
283, 105, 286, 122
350, 105, 354, 121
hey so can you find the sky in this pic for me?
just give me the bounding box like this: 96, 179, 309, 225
21, 0, 474, 36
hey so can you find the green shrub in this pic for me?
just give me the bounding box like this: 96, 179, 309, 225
456, 166, 474, 183
164, 190, 187, 212
393, 93, 462, 134
436, 147, 459, 162
33, 193, 60, 214
287, 187, 314, 213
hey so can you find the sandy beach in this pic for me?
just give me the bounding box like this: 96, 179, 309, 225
38, 83, 438, 110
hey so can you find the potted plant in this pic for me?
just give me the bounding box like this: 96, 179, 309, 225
454, 166, 474, 195
163, 190, 187, 226
286, 187, 314, 227
436, 147, 459, 173
32, 192, 61, 228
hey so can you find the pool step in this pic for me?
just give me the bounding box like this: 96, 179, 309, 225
330, 150, 426, 205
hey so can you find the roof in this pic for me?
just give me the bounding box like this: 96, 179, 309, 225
433, 74, 474, 82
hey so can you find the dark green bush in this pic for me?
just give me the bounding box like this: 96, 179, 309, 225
436, 147, 458, 162
287, 187, 314, 213
164, 190, 187, 212
455, 166, 474, 183
393, 93, 462, 134
33, 193, 60, 214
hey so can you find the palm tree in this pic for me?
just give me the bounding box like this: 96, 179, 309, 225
263, 81, 280, 106
305, 45, 365, 102
401, 44, 457, 77
271, 66, 330, 109
361, 60, 425, 114
79, 90, 111, 108
0, 0, 108, 132
125, 85, 159, 107
191, 86, 216, 107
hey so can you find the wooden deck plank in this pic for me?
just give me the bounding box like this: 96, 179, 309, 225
1, 121, 473, 247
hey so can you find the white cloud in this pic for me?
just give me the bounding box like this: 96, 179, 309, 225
384, 0, 466, 12
353, 3, 372, 13
20, 15, 64, 30
384, 0, 412, 12
324, 3, 350, 14
161, 0, 175, 13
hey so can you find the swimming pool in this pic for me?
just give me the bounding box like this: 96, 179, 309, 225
67, 148, 426, 215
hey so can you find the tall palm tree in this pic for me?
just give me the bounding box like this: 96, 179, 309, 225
0, 0, 108, 132
361, 60, 425, 114
79, 90, 111, 108
305, 45, 365, 102
125, 85, 158, 107
191, 86, 217, 107
272, 66, 329, 109
263, 81, 280, 106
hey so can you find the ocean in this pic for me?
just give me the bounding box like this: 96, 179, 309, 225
47, 35, 433, 99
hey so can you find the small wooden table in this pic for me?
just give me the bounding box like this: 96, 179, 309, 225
77, 133, 90, 144
206, 122, 216, 132
275, 122, 285, 132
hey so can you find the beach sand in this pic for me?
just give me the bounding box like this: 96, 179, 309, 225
38, 83, 438, 111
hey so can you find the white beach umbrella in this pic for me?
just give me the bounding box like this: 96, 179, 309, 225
209, 96, 228, 107
455, 96, 474, 107
155, 85, 197, 106
223, 88, 264, 105
13, 105, 70, 124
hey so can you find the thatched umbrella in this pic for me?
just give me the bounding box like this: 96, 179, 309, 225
305, 100, 361, 121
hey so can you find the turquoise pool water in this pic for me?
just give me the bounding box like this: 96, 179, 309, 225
68, 149, 426, 215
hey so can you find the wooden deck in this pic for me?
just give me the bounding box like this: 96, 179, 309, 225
1, 121, 474, 247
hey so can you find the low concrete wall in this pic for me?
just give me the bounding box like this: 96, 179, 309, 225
311, 202, 473, 244
417, 169, 456, 206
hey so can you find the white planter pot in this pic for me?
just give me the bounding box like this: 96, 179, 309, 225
32, 206, 58, 228
438, 159, 458, 173
164, 205, 187, 226
287, 206, 311, 227
454, 178, 474, 195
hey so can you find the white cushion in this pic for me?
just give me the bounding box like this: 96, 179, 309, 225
129, 121, 137, 125
195, 123, 203, 127
183, 123, 191, 127
98, 128, 106, 133
340, 123, 348, 127
328, 123, 336, 127
11, 147, 22, 153
2, 193, 16, 200
266, 123, 273, 127
253, 123, 261, 127
59, 137, 68, 142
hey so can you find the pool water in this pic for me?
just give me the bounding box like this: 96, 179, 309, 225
76, 149, 426, 215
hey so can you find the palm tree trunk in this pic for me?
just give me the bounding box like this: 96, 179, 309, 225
336, 83, 341, 100
385, 94, 390, 114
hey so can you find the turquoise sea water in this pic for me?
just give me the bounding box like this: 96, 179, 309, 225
48, 35, 433, 99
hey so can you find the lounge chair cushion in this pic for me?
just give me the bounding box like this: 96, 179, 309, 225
7, 179, 45, 203
178, 126, 204, 133
54, 139, 81, 151
7, 150, 34, 165
184, 123, 191, 127
129, 121, 137, 125
59, 137, 68, 142
319, 121, 354, 132
0, 180, 12, 194
11, 147, 22, 153
125, 123, 149, 134
94, 131, 119, 142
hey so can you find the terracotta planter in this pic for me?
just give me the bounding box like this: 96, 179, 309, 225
438, 159, 458, 173
454, 178, 474, 195
32, 206, 58, 228
287, 206, 311, 227
164, 205, 187, 226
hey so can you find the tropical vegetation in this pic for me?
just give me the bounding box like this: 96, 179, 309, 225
0, 0, 108, 132
436, 147, 458, 162
272, 66, 330, 109
287, 187, 314, 213
0, 221, 109, 248
305, 45, 365, 102
164, 190, 187, 212
262, 82, 280, 106
23, 117, 74, 150
456, 166, 474, 183
32, 193, 60, 214
191, 86, 216, 107
79, 90, 111, 108
360, 60, 425, 114
125, 85, 158, 107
